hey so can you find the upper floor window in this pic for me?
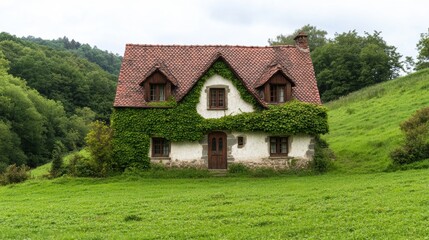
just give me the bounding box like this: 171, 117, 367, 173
152, 138, 170, 157
269, 137, 288, 156
143, 70, 173, 103
270, 85, 285, 103
261, 72, 293, 104
150, 84, 165, 101
205, 85, 229, 110
209, 88, 226, 109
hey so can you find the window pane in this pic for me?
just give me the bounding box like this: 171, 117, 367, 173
278, 86, 285, 102
163, 143, 169, 155
270, 85, 276, 102
211, 138, 217, 151
270, 138, 276, 154
150, 85, 156, 101
219, 90, 224, 107
159, 85, 165, 101
281, 142, 287, 153
219, 137, 223, 151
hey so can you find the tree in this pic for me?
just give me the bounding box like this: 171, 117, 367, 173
50, 141, 65, 177
311, 31, 402, 102
416, 30, 429, 70
85, 121, 113, 176
268, 24, 328, 52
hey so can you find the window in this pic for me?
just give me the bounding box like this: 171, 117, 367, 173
209, 88, 226, 109
269, 137, 288, 156
150, 84, 166, 101
270, 85, 285, 103
237, 136, 244, 148
152, 138, 170, 157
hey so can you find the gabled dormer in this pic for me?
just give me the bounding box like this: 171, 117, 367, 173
140, 64, 177, 103
255, 64, 296, 104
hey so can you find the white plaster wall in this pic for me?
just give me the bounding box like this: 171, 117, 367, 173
196, 74, 254, 119
288, 134, 313, 159
231, 133, 313, 161
170, 142, 202, 161
231, 132, 270, 162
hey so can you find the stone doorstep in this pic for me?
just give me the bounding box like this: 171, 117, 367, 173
209, 169, 228, 177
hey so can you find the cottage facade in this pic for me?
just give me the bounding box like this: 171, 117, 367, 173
113, 33, 326, 169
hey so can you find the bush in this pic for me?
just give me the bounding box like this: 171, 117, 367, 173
391, 107, 429, 165
67, 152, 98, 177
0, 164, 30, 185
228, 163, 250, 174
312, 137, 335, 173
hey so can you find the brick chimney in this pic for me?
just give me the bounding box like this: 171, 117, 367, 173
294, 32, 308, 49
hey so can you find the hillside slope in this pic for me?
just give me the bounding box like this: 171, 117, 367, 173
324, 69, 429, 173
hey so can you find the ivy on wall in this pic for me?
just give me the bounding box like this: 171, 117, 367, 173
111, 60, 329, 169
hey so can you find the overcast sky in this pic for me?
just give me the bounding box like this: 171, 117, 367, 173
0, 0, 428, 59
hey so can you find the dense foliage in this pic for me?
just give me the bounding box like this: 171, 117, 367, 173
0, 52, 94, 168
22, 36, 122, 75
0, 164, 30, 185
270, 27, 403, 102
416, 31, 429, 70
390, 107, 429, 165
85, 121, 114, 176
0, 32, 117, 120
111, 60, 328, 170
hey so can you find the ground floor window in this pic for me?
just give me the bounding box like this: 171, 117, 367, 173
152, 138, 170, 157
270, 137, 288, 156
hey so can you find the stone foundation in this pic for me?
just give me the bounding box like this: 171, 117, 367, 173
151, 157, 311, 170
233, 157, 311, 170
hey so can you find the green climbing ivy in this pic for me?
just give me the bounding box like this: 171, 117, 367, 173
111, 60, 329, 170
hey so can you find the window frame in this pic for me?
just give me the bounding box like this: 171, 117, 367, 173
209, 88, 226, 109
205, 85, 229, 110
269, 84, 286, 103
151, 138, 170, 157
269, 137, 289, 156
149, 84, 166, 102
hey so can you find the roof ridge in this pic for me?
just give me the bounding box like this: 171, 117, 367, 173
125, 44, 296, 49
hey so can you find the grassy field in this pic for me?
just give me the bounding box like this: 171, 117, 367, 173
324, 69, 429, 173
1, 169, 429, 239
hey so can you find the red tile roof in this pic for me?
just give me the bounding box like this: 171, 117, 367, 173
114, 44, 321, 107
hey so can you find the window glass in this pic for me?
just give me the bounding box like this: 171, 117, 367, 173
152, 138, 170, 157
159, 85, 165, 101
219, 137, 223, 151
209, 88, 226, 109
211, 138, 217, 151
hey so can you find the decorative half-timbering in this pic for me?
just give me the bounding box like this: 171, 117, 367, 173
112, 32, 328, 170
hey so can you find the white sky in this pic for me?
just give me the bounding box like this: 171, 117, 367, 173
0, 0, 428, 60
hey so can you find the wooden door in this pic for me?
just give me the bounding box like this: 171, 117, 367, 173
208, 132, 227, 169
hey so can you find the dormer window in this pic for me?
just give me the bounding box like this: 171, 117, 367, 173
142, 70, 174, 103
261, 72, 293, 104
150, 84, 165, 101
270, 84, 285, 103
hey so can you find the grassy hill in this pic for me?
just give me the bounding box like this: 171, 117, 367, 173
1, 170, 429, 239
324, 68, 429, 173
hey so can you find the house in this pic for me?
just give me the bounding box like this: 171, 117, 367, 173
112, 33, 328, 170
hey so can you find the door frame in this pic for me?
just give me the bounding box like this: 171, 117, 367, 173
207, 131, 227, 169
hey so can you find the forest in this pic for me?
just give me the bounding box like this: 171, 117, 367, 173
0, 32, 119, 170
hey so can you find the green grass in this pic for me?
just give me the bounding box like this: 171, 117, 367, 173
324, 69, 429, 173
1, 169, 429, 239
